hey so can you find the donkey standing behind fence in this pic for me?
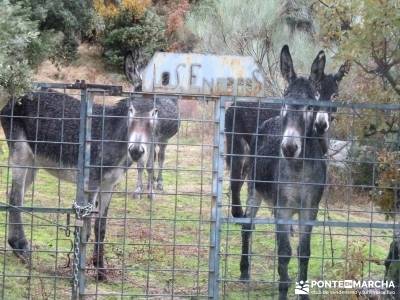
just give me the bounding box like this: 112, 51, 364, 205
124, 51, 180, 199
240, 45, 330, 299
225, 55, 350, 218
1, 90, 159, 280
127, 97, 179, 199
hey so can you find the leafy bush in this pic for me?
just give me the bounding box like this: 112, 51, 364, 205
94, 0, 150, 19
98, 2, 167, 69
370, 150, 400, 218
0, 1, 40, 97
12, 0, 94, 65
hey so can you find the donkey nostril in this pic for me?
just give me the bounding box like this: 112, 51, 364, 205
129, 146, 145, 161
316, 122, 328, 132
282, 143, 298, 158
291, 144, 298, 154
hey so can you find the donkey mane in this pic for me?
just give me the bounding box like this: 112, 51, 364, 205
0, 87, 159, 280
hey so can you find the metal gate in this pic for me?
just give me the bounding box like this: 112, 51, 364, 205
0, 82, 399, 299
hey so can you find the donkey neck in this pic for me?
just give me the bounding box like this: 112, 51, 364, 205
96, 101, 129, 140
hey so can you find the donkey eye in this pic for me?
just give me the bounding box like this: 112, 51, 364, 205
331, 93, 338, 100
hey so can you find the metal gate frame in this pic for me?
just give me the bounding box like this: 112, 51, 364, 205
0, 81, 226, 299
1, 82, 399, 299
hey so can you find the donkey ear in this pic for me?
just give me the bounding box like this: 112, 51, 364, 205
124, 50, 143, 91
310, 50, 326, 83
334, 60, 351, 82
280, 45, 297, 84
128, 105, 136, 118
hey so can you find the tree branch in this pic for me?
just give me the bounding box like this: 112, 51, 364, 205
382, 70, 400, 96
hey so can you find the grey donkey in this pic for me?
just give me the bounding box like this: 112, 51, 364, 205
240, 45, 329, 300
125, 51, 180, 199
225, 54, 350, 218
0, 90, 159, 280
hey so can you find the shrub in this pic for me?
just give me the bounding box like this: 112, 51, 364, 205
12, 0, 94, 65
98, 3, 167, 69
370, 150, 400, 218
0, 1, 40, 97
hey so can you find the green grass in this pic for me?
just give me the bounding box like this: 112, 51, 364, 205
0, 129, 394, 299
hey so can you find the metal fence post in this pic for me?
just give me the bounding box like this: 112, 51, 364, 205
72, 84, 93, 299
208, 96, 225, 299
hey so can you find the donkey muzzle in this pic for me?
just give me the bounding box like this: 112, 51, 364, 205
314, 121, 328, 135
281, 142, 299, 158
129, 145, 145, 161
314, 112, 329, 135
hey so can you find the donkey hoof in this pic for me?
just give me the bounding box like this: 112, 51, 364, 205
132, 187, 143, 199
132, 192, 141, 199
156, 182, 163, 191
239, 273, 250, 281
96, 269, 107, 281
278, 281, 291, 300
8, 237, 30, 262
231, 207, 244, 218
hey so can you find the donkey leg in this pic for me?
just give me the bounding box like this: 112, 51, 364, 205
8, 141, 34, 261
133, 159, 144, 199
155, 143, 167, 191
8, 167, 29, 260
93, 190, 112, 281
146, 143, 156, 200
276, 210, 293, 300
240, 192, 261, 280
230, 155, 245, 218
297, 209, 317, 300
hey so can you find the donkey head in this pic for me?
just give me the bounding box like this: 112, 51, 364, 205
127, 102, 158, 161
280, 45, 322, 159
310, 54, 351, 135
124, 50, 146, 92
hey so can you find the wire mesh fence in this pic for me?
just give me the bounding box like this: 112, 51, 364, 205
0, 82, 398, 299
221, 96, 400, 299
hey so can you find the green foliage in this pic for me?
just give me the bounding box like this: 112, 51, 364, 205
0, 0, 39, 97
317, 0, 400, 98
12, 0, 94, 65
101, 8, 167, 69
370, 150, 400, 218
317, 1, 400, 216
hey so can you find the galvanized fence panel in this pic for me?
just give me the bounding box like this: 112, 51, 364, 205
0, 82, 225, 299
0, 82, 399, 299
219, 96, 400, 299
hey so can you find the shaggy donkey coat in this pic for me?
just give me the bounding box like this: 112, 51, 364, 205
240, 45, 328, 300
1, 90, 158, 280
225, 56, 349, 218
